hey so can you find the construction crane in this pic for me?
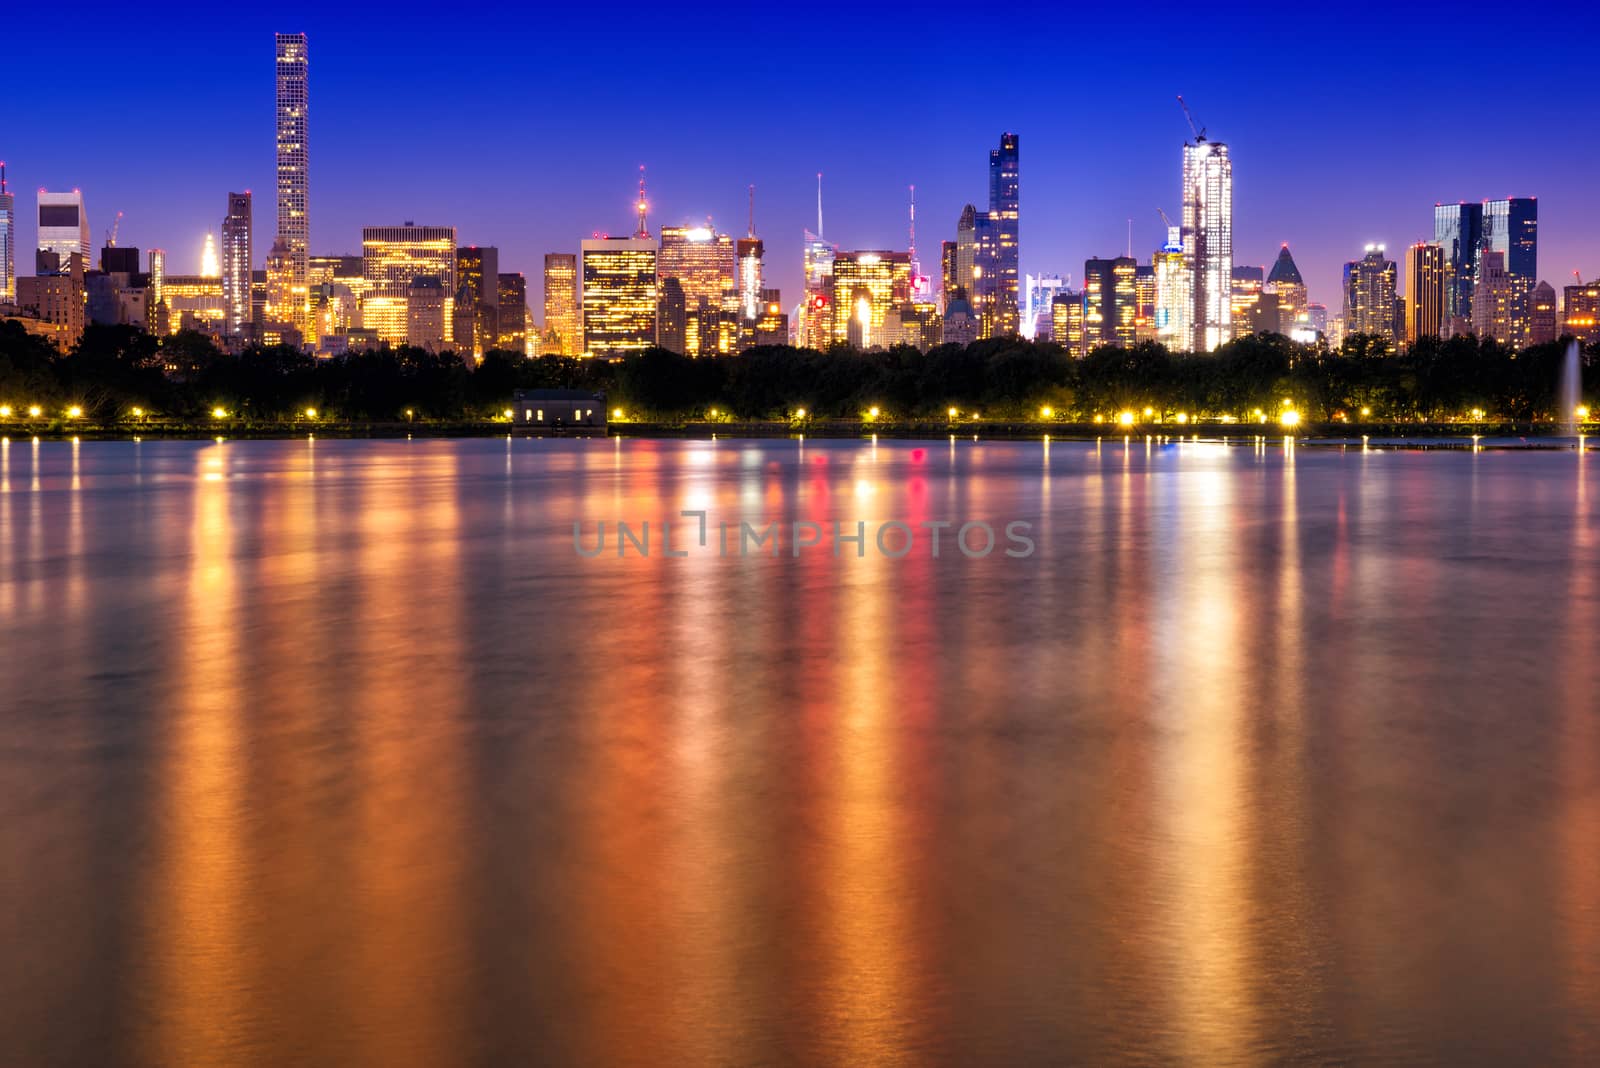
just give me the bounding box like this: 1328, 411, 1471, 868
1157, 207, 1175, 230
1176, 95, 1206, 142
105, 210, 124, 248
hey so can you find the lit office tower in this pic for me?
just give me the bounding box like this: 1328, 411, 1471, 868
361, 224, 456, 345
581, 237, 657, 358
1433, 202, 1482, 335
274, 32, 309, 330
1343, 245, 1399, 341
147, 249, 165, 303
988, 133, 1019, 335
0, 164, 13, 303
1180, 136, 1232, 352
454, 246, 499, 356
1051, 292, 1086, 358
1230, 266, 1268, 336
737, 236, 764, 321
543, 253, 579, 354
497, 273, 528, 353
1481, 197, 1537, 346
1083, 257, 1137, 348
362, 225, 457, 296
1153, 223, 1192, 350
658, 225, 735, 312
1266, 245, 1307, 334
828, 251, 912, 349
1471, 250, 1514, 344
221, 192, 253, 335
940, 241, 958, 307
799, 172, 837, 351
36, 190, 90, 271
1024, 273, 1068, 339
1564, 278, 1600, 345
1404, 242, 1444, 342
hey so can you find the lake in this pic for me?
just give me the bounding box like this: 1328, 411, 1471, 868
3, 435, 1599, 1065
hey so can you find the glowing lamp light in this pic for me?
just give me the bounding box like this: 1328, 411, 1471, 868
304, 407, 317, 419
1577, 405, 1591, 421
1142, 406, 1154, 417
948, 407, 959, 419
612, 408, 623, 419
795, 408, 807, 419
1040, 406, 1053, 419
1175, 412, 1189, 425
131, 407, 144, 417
1093, 414, 1105, 424
1360, 406, 1371, 417
1280, 409, 1301, 429
212, 407, 228, 419
867, 406, 880, 420
28, 405, 42, 418
1118, 410, 1136, 428
0, 405, 11, 418
66, 406, 83, 418
502, 408, 514, 419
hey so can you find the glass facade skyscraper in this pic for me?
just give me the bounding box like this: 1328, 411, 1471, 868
581, 238, 657, 358
221, 192, 253, 335
988, 132, 1019, 337
1432, 202, 1482, 330
36, 190, 90, 271
0, 165, 13, 304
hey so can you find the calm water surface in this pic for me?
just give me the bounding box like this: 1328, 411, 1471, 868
3, 435, 1599, 1066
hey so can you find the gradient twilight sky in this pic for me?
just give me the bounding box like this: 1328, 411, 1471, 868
9, 1, 1599, 316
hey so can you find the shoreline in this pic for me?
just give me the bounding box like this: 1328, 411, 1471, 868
1, 418, 1594, 449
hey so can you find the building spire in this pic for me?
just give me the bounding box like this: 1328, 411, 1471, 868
748, 184, 755, 238
816, 172, 824, 239
1, 162, 7, 196
635, 165, 649, 239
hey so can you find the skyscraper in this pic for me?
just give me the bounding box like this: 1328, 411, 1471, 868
0, 164, 13, 304
1471, 250, 1514, 343
274, 32, 309, 331
496, 273, 528, 354
1530, 281, 1558, 346
1433, 202, 1482, 334
361, 225, 457, 296
737, 236, 764, 321
828, 251, 912, 349
221, 192, 253, 335
1266, 245, 1307, 335
454, 246, 499, 357
1564, 278, 1600, 345
1181, 137, 1233, 352
543, 253, 579, 354
1153, 224, 1191, 350
1084, 256, 1136, 348
36, 190, 90, 271
1344, 245, 1399, 341
581, 237, 657, 358
657, 226, 735, 314
1404, 242, 1444, 343
1481, 197, 1537, 347
988, 133, 1019, 336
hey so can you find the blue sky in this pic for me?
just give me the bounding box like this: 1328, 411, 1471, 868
9, 1, 1599, 314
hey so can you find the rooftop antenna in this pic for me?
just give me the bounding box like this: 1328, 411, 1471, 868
0, 162, 7, 196
748, 184, 755, 238
816, 172, 824, 239
1176, 95, 1206, 142
1126, 218, 1132, 258
909, 184, 917, 263
634, 165, 649, 238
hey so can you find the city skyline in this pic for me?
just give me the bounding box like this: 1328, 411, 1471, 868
6, 5, 1598, 320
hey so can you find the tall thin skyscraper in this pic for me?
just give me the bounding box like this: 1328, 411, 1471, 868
0, 164, 13, 304
1181, 136, 1233, 352
274, 32, 309, 330
1481, 197, 1537, 347
1404, 242, 1444, 342
221, 192, 253, 335
988, 133, 1019, 336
